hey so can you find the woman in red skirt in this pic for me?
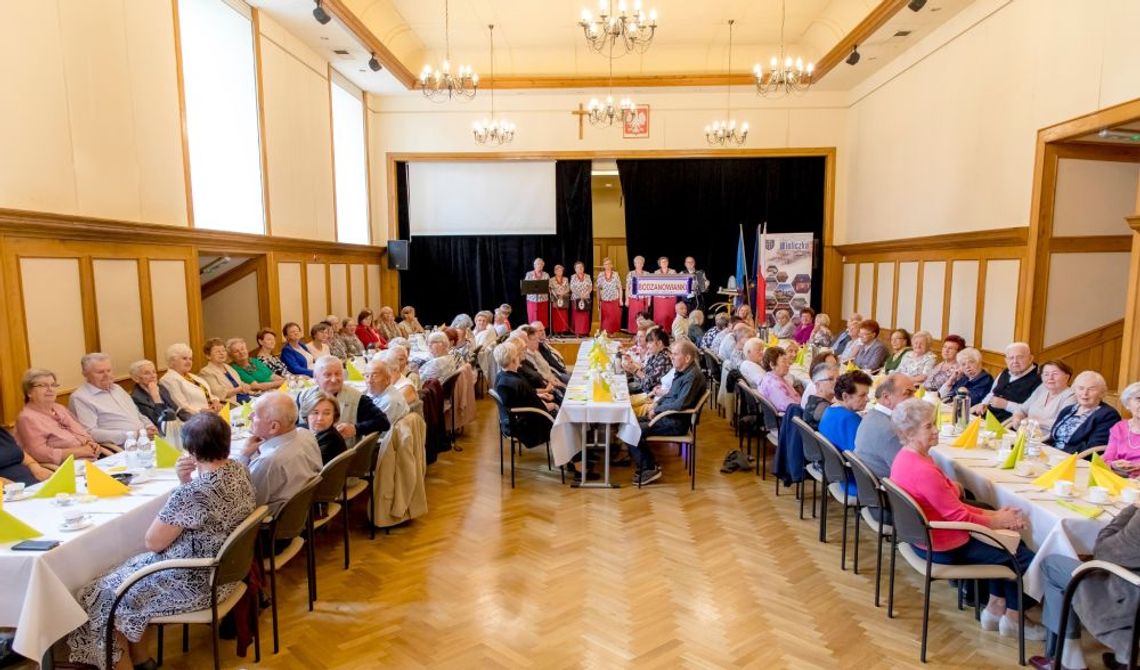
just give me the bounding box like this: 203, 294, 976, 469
524, 257, 550, 329
625, 255, 650, 333
569, 261, 593, 337
549, 264, 571, 336
651, 256, 677, 332
595, 257, 623, 335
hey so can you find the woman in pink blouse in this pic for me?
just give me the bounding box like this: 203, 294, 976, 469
1106, 381, 1140, 475
888, 398, 1045, 640
16, 368, 106, 465
757, 346, 801, 412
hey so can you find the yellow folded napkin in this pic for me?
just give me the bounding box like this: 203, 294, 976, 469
935, 403, 943, 429
219, 403, 231, 426
768, 333, 779, 347
592, 378, 613, 403
154, 436, 182, 468
1088, 454, 1129, 496
86, 465, 130, 497
845, 360, 856, 373
1056, 499, 1104, 519
240, 401, 253, 420
1032, 453, 1078, 488
346, 360, 365, 381
953, 417, 982, 449
32, 455, 76, 498
0, 507, 42, 543
793, 346, 806, 366
915, 387, 926, 400
278, 381, 288, 393
984, 410, 1006, 437
999, 432, 1027, 469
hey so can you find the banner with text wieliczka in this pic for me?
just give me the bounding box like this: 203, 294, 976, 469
756, 230, 814, 324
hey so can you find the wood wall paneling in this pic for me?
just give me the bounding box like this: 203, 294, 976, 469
920, 261, 946, 340
92, 259, 145, 376
841, 263, 855, 318
895, 262, 919, 332
981, 259, 1020, 352
947, 260, 979, 345
366, 263, 382, 310
277, 262, 304, 330
329, 262, 348, 317
349, 263, 366, 313
305, 262, 328, 326
149, 259, 192, 367
856, 263, 873, 317
20, 258, 87, 390
874, 261, 895, 328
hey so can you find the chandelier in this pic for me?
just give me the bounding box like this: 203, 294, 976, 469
419, 0, 477, 101
705, 20, 748, 146
753, 0, 814, 96
584, 41, 636, 128
473, 25, 515, 145
578, 0, 658, 56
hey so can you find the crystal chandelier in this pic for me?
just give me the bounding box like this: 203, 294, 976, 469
705, 20, 748, 146
473, 25, 514, 145
578, 0, 658, 56
419, 0, 477, 102
753, 0, 814, 96
584, 42, 636, 128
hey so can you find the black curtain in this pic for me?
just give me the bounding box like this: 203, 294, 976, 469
617, 157, 826, 312
396, 160, 593, 325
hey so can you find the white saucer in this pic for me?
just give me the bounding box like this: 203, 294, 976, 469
3, 491, 32, 502
59, 516, 93, 532
1082, 498, 1112, 507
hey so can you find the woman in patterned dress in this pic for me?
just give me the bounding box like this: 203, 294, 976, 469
569, 261, 593, 337
651, 256, 678, 332
67, 412, 255, 670
595, 257, 623, 335
549, 264, 572, 336
524, 257, 550, 329
625, 255, 650, 333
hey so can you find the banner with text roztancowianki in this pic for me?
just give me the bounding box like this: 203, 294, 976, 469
756, 230, 814, 325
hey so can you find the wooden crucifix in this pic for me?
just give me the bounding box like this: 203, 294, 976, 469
571, 103, 589, 140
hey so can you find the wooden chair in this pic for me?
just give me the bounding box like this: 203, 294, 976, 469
882, 478, 1029, 665
343, 431, 381, 540
107, 506, 270, 670
440, 369, 461, 444
1053, 560, 1140, 670
643, 389, 710, 490
845, 451, 895, 606
816, 432, 859, 570
487, 389, 561, 488
1076, 445, 1107, 460
261, 476, 321, 651
311, 448, 358, 577
791, 417, 825, 523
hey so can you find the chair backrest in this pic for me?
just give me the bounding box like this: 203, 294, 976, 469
792, 416, 824, 464
487, 388, 504, 407
1077, 445, 1107, 460
689, 389, 711, 429
440, 370, 460, 398
845, 450, 888, 510
314, 447, 357, 504
702, 349, 722, 378
756, 393, 783, 434
815, 431, 850, 484
270, 475, 322, 541
214, 505, 270, 585
881, 478, 934, 548
347, 431, 381, 479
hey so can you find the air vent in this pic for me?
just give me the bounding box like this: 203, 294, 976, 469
333, 49, 350, 55
894, 30, 912, 37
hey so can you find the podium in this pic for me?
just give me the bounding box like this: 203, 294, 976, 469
520, 279, 552, 330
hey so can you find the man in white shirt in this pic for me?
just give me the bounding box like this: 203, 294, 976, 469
671, 301, 691, 342
236, 392, 322, 516
69, 352, 155, 445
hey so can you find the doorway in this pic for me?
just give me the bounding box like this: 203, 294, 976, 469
198, 252, 270, 345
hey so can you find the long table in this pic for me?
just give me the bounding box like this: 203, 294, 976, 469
549, 342, 641, 488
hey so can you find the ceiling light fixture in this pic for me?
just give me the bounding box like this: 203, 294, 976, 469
584, 40, 636, 128
705, 20, 748, 146
473, 25, 515, 146
908, 0, 928, 11
754, 0, 814, 97
368, 53, 382, 71
578, 0, 658, 57
312, 0, 331, 25
419, 0, 478, 102
846, 45, 860, 66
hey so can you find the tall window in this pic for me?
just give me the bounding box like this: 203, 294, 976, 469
330, 79, 370, 244
177, 0, 265, 234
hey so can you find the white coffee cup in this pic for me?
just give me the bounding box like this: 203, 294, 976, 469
62, 508, 86, 525
1014, 460, 1036, 477
4, 482, 26, 500
1087, 486, 1110, 504
1053, 480, 1074, 498
940, 424, 955, 437
1121, 487, 1139, 505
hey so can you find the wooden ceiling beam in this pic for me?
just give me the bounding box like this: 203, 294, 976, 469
321, 0, 418, 89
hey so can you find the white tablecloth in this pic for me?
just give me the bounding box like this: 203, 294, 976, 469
929, 439, 1114, 599
549, 344, 641, 466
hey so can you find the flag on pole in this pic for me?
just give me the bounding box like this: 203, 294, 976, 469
757, 222, 768, 322
734, 225, 749, 309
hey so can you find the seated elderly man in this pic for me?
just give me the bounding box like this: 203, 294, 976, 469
853, 372, 916, 480
297, 356, 390, 448
831, 313, 862, 356
718, 322, 753, 363
973, 341, 1041, 423
531, 321, 569, 381
492, 341, 557, 450
69, 352, 156, 446
420, 331, 459, 383
506, 334, 558, 405
521, 325, 566, 389
623, 339, 707, 486
671, 301, 691, 343
235, 392, 322, 515
700, 312, 729, 350
363, 358, 409, 427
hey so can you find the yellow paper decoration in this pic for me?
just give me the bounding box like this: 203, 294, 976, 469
984, 410, 1006, 437
1000, 432, 1027, 469
1056, 499, 1104, 519
934, 403, 943, 429
845, 360, 856, 373
154, 436, 182, 468
1088, 454, 1129, 496
793, 346, 806, 366
86, 465, 130, 497
240, 402, 253, 420
32, 455, 77, 498
218, 403, 231, 425
768, 334, 779, 347
0, 509, 43, 543
915, 387, 926, 399
346, 360, 365, 381
591, 377, 613, 403
278, 382, 288, 393
952, 417, 982, 449
1032, 453, 1078, 488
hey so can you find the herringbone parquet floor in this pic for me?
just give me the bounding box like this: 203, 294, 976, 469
68, 392, 1045, 669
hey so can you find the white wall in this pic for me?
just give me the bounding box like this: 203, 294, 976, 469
202, 272, 262, 344
1044, 252, 1131, 346
842, 0, 1140, 244
1054, 159, 1140, 236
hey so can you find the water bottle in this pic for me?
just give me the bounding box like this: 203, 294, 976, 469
124, 436, 139, 469
952, 388, 971, 432
137, 429, 155, 470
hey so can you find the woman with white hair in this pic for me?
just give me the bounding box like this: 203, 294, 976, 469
1047, 370, 1121, 454
1105, 381, 1140, 474
129, 359, 188, 429
896, 330, 937, 381
738, 337, 766, 388
473, 310, 496, 348
937, 347, 993, 406
159, 343, 221, 416
419, 331, 458, 383
888, 398, 1044, 640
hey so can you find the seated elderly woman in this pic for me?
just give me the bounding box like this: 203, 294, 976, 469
16, 368, 107, 464
420, 331, 459, 383
623, 327, 671, 394
376, 306, 401, 341
897, 330, 937, 381
364, 358, 409, 426
758, 346, 802, 412
227, 337, 283, 394
1006, 360, 1074, 434
888, 398, 1045, 640
809, 313, 834, 349
65, 412, 255, 670
307, 322, 334, 361
492, 341, 557, 449
770, 307, 795, 339
820, 370, 873, 494
923, 334, 967, 392
700, 312, 730, 350
686, 309, 705, 344
129, 359, 189, 432
1105, 381, 1140, 475
279, 321, 314, 376
882, 329, 912, 374
793, 307, 815, 345
303, 392, 348, 464
160, 343, 222, 416
0, 426, 52, 486
802, 363, 839, 429
398, 306, 425, 336
1047, 370, 1120, 455
355, 309, 384, 351
738, 337, 766, 388
472, 310, 496, 348
451, 314, 475, 349
377, 346, 419, 404
937, 346, 993, 405
252, 327, 289, 378
338, 316, 365, 358
198, 337, 252, 405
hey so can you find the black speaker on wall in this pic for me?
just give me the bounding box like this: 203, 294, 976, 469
388, 240, 410, 270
